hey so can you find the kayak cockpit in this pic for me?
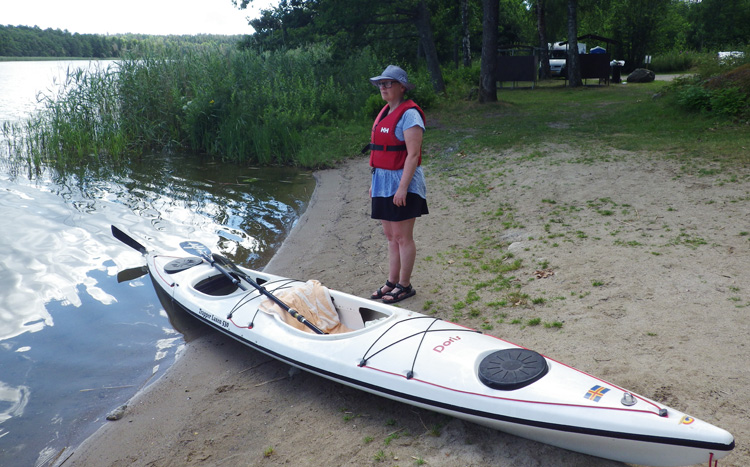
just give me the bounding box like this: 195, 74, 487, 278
190, 270, 392, 334
258, 279, 391, 334
194, 272, 253, 296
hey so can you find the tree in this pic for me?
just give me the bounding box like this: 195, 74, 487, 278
461, 0, 471, 67
479, 0, 498, 103
536, 0, 572, 45
237, 0, 446, 93
413, 1, 446, 92
0, 25, 127, 58
566, 0, 582, 87
686, 0, 750, 50
536, 0, 551, 79
610, 0, 670, 70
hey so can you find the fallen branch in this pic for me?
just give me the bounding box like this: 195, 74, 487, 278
254, 376, 287, 387
239, 359, 274, 374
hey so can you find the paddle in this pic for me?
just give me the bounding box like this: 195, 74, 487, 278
117, 265, 149, 283
111, 225, 147, 254
112, 226, 202, 279
111, 225, 325, 334
179, 240, 245, 291
111, 226, 151, 282
212, 253, 254, 283
179, 242, 326, 335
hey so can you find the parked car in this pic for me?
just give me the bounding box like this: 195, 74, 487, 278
718, 51, 745, 65
548, 41, 587, 77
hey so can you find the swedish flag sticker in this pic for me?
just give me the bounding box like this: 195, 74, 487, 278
585, 385, 610, 402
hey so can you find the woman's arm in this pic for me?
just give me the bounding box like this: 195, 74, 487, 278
393, 125, 423, 206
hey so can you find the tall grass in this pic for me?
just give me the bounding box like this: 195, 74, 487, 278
650, 50, 701, 73
2, 62, 126, 170
116, 44, 376, 165
4, 44, 429, 171
693, 46, 750, 79
651, 48, 750, 75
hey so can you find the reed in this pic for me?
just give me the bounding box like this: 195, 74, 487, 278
2, 62, 127, 170
118, 44, 389, 165
7, 44, 404, 170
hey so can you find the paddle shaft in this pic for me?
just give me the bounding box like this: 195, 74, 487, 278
205, 255, 248, 292
181, 247, 325, 335
208, 255, 324, 334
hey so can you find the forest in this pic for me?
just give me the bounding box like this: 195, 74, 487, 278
0, 25, 243, 58
3, 0, 749, 68
237, 0, 749, 69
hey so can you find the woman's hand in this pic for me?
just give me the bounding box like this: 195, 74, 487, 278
393, 187, 408, 206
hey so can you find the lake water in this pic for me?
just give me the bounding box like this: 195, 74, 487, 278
0, 60, 314, 466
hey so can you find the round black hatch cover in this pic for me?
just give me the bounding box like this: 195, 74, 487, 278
478, 349, 549, 390
164, 257, 203, 274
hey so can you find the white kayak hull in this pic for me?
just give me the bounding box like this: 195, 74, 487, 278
147, 250, 734, 467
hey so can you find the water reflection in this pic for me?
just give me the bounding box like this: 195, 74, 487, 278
0, 60, 117, 125
0, 155, 313, 466
1, 57, 314, 466
0, 382, 30, 425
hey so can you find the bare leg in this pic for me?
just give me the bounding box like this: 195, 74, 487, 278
381, 218, 416, 302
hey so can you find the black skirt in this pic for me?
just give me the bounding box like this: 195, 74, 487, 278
371, 193, 429, 221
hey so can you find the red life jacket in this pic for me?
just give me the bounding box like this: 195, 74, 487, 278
369, 100, 425, 170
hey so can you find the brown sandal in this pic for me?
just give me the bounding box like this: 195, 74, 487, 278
370, 280, 396, 300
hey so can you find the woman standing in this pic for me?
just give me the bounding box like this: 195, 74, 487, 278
367, 65, 428, 304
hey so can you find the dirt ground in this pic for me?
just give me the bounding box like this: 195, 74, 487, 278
64, 144, 748, 467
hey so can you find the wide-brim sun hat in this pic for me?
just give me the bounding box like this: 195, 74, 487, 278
369, 65, 415, 91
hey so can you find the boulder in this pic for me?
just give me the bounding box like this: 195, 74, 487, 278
627, 68, 655, 83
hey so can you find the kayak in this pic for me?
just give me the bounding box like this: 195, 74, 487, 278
113, 227, 734, 466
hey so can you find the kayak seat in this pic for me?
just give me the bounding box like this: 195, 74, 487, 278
259, 280, 356, 334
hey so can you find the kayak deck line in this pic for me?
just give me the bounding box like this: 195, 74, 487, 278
360, 363, 664, 416
170, 294, 735, 455
356, 315, 481, 376
221, 280, 663, 416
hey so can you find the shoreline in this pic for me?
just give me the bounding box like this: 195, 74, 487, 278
62, 158, 384, 467
64, 152, 747, 466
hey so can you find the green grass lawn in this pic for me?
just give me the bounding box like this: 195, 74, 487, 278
425, 80, 749, 169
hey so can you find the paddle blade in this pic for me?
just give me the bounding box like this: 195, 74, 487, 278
180, 241, 213, 260
117, 265, 148, 283
111, 225, 147, 254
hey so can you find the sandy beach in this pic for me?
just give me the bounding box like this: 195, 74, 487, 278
63, 144, 748, 467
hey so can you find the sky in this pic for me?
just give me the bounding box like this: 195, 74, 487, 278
3, 0, 276, 36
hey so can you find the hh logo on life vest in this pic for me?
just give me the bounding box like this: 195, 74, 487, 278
380, 127, 390, 134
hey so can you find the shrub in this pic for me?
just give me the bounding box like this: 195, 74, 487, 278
405, 67, 439, 109
676, 84, 713, 112
709, 87, 748, 116
671, 62, 750, 117
704, 63, 750, 94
